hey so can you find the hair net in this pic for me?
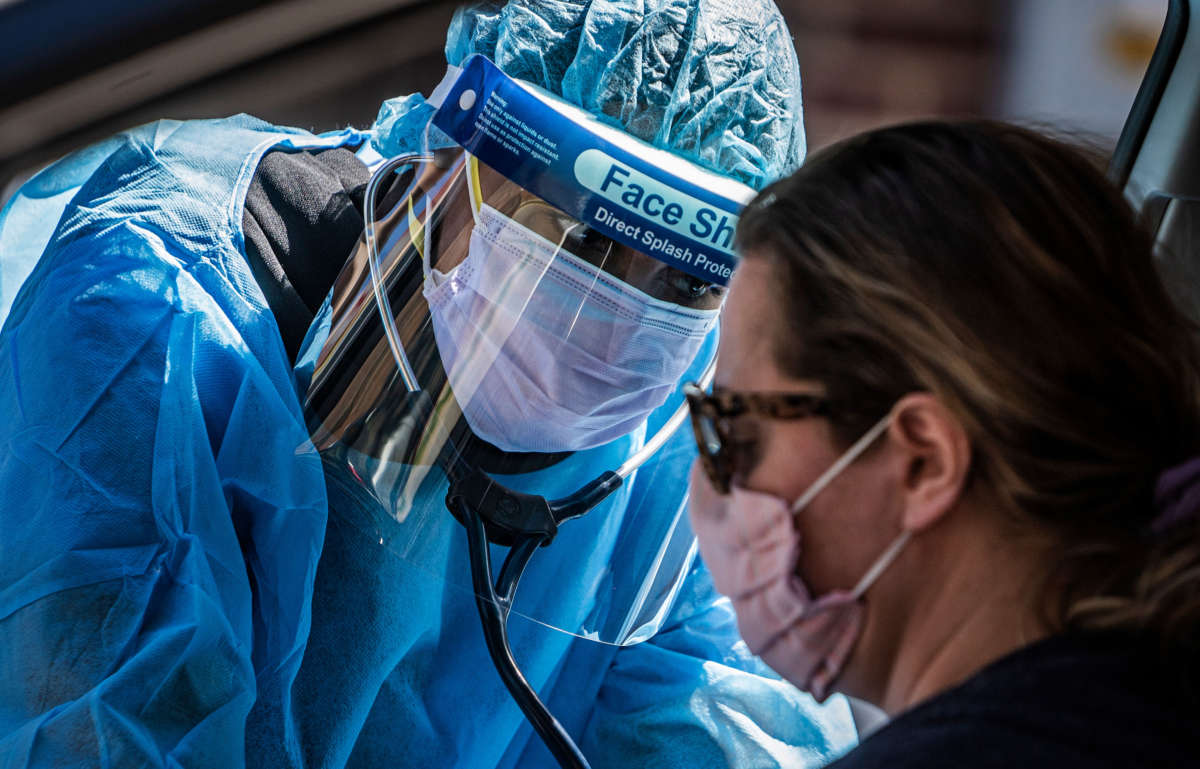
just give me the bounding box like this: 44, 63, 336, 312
443, 0, 805, 189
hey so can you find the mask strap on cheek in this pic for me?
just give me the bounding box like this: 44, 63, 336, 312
555, 220, 581, 255
790, 412, 894, 515
556, 219, 596, 338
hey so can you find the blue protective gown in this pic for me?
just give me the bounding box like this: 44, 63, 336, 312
0, 113, 855, 768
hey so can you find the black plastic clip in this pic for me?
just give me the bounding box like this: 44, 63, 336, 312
447, 466, 558, 546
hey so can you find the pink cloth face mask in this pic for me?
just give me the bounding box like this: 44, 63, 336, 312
688, 413, 909, 701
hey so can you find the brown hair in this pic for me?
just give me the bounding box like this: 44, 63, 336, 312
736, 119, 1200, 659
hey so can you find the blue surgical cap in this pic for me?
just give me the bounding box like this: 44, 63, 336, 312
443, 0, 805, 189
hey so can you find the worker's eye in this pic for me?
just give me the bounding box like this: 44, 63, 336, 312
658, 268, 726, 309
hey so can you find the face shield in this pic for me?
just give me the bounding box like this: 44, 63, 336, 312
303, 54, 754, 648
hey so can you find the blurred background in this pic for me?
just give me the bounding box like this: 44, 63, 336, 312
792, 0, 1165, 148
0, 0, 1169, 204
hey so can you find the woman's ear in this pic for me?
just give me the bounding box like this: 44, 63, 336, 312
888, 393, 971, 532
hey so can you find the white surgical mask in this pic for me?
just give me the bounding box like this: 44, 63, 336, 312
423, 204, 718, 453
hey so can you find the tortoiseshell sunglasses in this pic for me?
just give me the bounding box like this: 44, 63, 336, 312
683, 381, 830, 494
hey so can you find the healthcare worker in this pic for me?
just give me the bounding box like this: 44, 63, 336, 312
0, 2, 857, 769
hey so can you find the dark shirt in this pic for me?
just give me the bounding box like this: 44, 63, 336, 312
828, 633, 1200, 769
242, 146, 369, 361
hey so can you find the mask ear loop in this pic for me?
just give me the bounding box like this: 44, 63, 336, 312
463, 153, 615, 340
505, 196, 613, 339
470, 153, 598, 271
849, 529, 912, 601
790, 412, 893, 515
784, 408, 912, 602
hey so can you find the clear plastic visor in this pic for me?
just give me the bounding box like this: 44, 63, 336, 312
303, 150, 720, 645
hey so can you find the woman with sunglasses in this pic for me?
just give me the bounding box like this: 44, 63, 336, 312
686, 120, 1200, 768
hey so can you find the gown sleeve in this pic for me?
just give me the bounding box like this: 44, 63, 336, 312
0, 155, 328, 768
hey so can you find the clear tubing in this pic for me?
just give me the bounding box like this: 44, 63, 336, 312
363, 154, 424, 392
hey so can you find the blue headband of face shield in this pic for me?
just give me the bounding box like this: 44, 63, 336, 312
427, 54, 756, 287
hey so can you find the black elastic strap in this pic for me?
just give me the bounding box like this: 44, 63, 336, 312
242, 146, 370, 361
